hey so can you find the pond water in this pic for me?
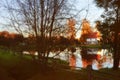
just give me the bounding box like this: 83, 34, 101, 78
49, 48, 120, 70
23, 48, 120, 70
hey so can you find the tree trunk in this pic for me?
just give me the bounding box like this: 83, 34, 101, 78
113, 32, 120, 70
113, 47, 120, 70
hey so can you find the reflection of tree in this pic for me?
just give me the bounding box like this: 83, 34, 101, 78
81, 49, 98, 67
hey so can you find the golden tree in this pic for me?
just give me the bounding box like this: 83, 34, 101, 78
67, 17, 76, 39
80, 19, 92, 43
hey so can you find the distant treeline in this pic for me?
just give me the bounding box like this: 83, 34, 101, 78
0, 31, 80, 52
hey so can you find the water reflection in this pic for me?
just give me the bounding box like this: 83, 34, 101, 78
50, 48, 117, 70
23, 48, 119, 70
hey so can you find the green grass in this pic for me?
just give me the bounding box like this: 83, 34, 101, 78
80, 44, 110, 49
0, 49, 32, 68
0, 49, 41, 80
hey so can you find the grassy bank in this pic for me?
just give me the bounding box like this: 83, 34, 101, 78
0, 49, 120, 80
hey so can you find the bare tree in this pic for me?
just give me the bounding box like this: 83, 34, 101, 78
2, 0, 79, 64
1, 0, 92, 71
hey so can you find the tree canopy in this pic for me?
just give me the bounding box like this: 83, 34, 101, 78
94, 0, 120, 70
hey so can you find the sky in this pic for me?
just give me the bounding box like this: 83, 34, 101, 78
0, 0, 104, 33
74, 0, 104, 25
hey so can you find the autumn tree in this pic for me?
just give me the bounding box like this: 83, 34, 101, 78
67, 17, 76, 39
80, 19, 92, 44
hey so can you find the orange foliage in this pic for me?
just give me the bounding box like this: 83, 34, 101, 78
80, 19, 101, 43
67, 18, 76, 39
81, 19, 92, 35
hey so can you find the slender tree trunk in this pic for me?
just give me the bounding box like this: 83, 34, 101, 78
113, 47, 120, 70
113, 32, 120, 70
113, 49, 120, 69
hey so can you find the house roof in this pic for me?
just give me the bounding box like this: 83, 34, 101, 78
87, 32, 98, 38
